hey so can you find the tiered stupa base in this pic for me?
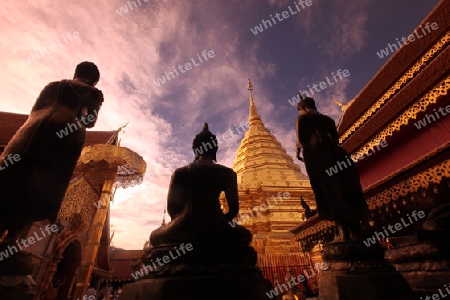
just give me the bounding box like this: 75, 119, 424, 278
319, 240, 413, 300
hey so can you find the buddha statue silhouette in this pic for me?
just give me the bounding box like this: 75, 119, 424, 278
121, 123, 274, 300
150, 122, 251, 246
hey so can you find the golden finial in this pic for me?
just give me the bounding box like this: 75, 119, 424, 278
333, 96, 345, 111
118, 122, 129, 132
247, 78, 261, 125
247, 78, 253, 91
116, 122, 129, 147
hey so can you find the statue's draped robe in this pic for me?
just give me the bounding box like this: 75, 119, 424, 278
0, 80, 103, 233
151, 161, 251, 246
296, 111, 367, 222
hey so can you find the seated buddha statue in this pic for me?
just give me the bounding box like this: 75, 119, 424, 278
121, 124, 274, 300
150, 123, 252, 247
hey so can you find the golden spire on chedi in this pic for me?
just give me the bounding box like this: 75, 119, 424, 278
232, 80, 315, 254
247, 78, 263, 127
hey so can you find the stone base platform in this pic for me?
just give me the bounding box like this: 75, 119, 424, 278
319, 240, 413, 300
0, 276, 36, 300
0, 250, 37, 300
121, 242, 273, 300
319, 270, 413, 300
120, 274, 273, 300
386, 235, 450, 298
0, 288, 35, 300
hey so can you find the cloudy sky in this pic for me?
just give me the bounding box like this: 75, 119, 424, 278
0, 0, 441, 249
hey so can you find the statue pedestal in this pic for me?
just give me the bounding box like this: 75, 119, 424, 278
0, 284, 36, 300
120, 243, 273, 300
318, 240, 413, 300
121, 274, 272, 300
0, 241, 44, 300
385, 234, 450, 298
0, 248, 37, 300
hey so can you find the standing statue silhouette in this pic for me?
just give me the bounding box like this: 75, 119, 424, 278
296, 96, 367, 240
0, 61, 103, 245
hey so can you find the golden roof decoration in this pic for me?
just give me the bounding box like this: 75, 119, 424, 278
79, 144, 147, 189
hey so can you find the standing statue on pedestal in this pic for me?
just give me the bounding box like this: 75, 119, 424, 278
295, 96, 367, 240
0, 62, 103, 271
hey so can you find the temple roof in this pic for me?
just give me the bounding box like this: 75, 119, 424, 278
109, 248, 143, 282
0, 111, 118, 148
329, 0, 450, 194
232, 80, 309, 191
337, 0, 450, 149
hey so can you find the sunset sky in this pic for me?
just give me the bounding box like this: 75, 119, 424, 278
0, 0, 441, 249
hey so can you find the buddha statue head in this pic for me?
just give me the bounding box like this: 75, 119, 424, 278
297, 95, 316, 112
192, 123, 218, 162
